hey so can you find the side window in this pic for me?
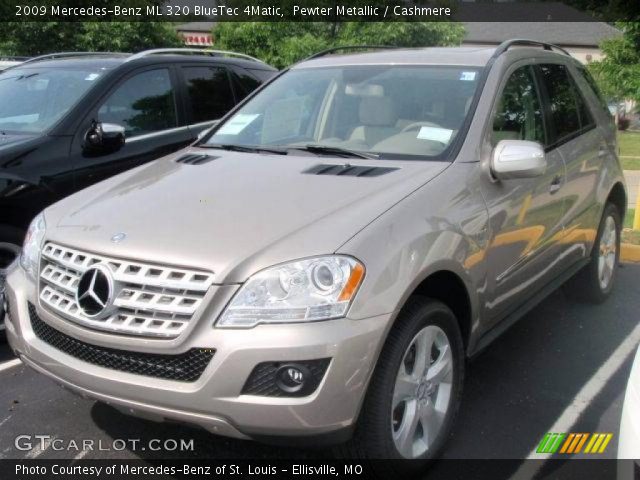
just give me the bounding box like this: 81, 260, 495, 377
182, 67, 235, 123
539, 64, 585, 142
575, 65, 610, 117
230, 67, 262, 102
247, 68, 276, 83
98, 69, 177, 137
492, 65, 545, 146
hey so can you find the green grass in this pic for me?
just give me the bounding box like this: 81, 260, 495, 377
622, 157, 640, 170
623, 208, 640, 245
625, 208, 635, 229
619, 131, 640, 170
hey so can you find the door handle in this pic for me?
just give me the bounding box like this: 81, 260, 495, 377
598, 146, 608, 158
549, 175, 562, 194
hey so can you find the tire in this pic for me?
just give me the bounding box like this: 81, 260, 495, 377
0, 225, 24, 343
563, 203, 621, 304
336, 297, 464, 477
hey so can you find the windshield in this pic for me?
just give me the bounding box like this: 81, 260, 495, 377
205, 65, 481, 160
0, 67, 103, 134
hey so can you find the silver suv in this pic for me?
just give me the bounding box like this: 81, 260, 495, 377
4, 41, 626, 469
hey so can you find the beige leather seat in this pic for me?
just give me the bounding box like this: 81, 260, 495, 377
349, 97, 399, 147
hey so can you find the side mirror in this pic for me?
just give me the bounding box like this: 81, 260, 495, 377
84, 121, 125, 153
491, 140, 546, 180
196, 120, 220, 142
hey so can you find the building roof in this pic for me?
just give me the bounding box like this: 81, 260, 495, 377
176, 22, 216, 33
463, 21, 622, 48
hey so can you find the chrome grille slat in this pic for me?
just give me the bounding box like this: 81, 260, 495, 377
39, 242, 214, 338
114, 287, 202, 315
40, 264, 81, 295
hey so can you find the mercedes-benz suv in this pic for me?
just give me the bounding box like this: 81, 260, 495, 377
4, 41, 626, 473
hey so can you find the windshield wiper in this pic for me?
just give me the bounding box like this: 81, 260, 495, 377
200, 143, 288, 155
288, 144, 380, 160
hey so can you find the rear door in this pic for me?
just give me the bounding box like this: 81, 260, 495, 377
70, 65, 193, 191
537, 63, 609, 266
179, 64, 237, 139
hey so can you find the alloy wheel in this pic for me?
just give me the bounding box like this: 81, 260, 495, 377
391, 324, 453, 459
597, 215, 617, 291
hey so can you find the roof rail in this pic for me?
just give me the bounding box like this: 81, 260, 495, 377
303, 45, 400, 61
0, 56, 30, 61
0, 52, 130, 72
125, 48, 265, 64
20, 52, 130, 65
493, 39, 571, 58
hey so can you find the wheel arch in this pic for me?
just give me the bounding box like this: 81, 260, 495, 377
397, 269, 474, 355
606, 182, 627, 219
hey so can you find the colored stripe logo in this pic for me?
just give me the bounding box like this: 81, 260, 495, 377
536, 433, 613, 454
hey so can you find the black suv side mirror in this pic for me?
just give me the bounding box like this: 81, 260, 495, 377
84, 121, 125, 153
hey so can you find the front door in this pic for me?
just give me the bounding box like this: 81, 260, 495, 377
70, 66, 193, 192
480, 63, 568, 324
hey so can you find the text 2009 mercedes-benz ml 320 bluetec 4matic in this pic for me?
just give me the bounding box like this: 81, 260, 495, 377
4, 41, 626, 473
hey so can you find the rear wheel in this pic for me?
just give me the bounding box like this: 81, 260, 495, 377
0, 226, 24, 341
337, 298, 464, 476
563, 203, 621, 303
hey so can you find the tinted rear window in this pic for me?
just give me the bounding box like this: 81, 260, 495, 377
539, 64, 592, 143
576, 65, 610, 117
247, 68, 276, 82
183, 66, 235, 123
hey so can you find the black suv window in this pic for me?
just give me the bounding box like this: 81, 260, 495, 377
539, 64, 593, 143
230, 67, 261, 102
492, 65, 545, 145
182, 67, 235, 123
98, 68, 177, 137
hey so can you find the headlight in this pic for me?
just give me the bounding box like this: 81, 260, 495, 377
20, 212, 46, 280
217, 256, 365, 328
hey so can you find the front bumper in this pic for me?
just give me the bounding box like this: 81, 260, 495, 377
5, 264, 390, 441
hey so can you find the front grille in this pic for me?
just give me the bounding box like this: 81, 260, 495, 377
38, 242, 214, 338
29, 303, 214, 382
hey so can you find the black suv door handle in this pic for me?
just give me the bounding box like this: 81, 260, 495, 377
549, 175, 562, 194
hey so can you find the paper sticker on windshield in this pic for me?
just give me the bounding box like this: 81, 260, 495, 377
417, 126, 454, 144
84, 73, 100, 81
460, 71, 476, 81
217, 114, 260, 135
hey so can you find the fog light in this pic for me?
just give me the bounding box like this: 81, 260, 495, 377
242, 358, 331, 397
275, 364, 311, 393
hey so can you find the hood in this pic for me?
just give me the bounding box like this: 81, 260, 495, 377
0, 133, 41, 178
45, 149, 449, 283
0, 132, 36, 148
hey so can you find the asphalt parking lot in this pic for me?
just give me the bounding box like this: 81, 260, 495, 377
1, 264, 639, 466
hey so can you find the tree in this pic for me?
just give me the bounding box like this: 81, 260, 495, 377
213, 22, 465, 69
589, 22, 640, 104
0, 22, 183, 56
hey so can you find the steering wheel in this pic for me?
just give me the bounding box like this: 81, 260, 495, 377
401, 121, 441, 133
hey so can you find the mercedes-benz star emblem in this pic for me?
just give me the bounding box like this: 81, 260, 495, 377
111, 232, 126, 243
75, 264, 114, 318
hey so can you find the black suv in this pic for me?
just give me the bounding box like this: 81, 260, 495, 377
0, 49, 276, 323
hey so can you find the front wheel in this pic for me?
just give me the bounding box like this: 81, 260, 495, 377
564, 203, 621, 304
337, 298, 464, 475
